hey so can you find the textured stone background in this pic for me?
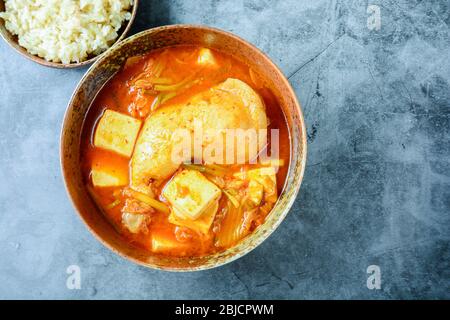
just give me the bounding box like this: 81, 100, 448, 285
0, 0, 448, 299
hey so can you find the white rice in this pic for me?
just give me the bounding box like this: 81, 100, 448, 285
0, 0, 133, 64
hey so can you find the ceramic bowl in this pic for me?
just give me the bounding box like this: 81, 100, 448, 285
0, 0, 138, 68
61, 25, 307, 271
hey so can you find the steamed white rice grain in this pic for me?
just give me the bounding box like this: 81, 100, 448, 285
0, 0, 133, 64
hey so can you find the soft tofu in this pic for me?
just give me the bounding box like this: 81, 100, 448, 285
91, 168, 128, 187
151, 232, 187, 253
94, 110, 142, 157
169, 200, 219, 234
162, 169, 222, 220
197, 48, 217, 67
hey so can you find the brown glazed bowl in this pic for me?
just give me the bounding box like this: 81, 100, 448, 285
61, 25, 307, 271
0, 0, 138, 68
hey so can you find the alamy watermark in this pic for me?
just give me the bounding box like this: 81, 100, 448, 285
66, 265, 81, 290
168, 119, 280, 168
367, 5, 381, 30
367, 265, 381, 290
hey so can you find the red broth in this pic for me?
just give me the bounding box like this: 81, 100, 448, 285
80, 45, 290, 257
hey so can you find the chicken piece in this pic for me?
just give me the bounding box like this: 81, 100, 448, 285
122, 198, 155, 215
121, 198, 154, 234
163, 169, 221, 220
94, 110, 142, 158
131, 78, 267, 189
121, 212, 150, 234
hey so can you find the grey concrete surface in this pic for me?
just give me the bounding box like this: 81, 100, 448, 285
0, 0, 448, 299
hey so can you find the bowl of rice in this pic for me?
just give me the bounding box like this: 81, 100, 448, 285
0, 0, 138, 68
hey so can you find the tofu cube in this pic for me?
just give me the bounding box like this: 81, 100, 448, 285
169, 200, 219, 234
248, 180, 263, 206
234, 167, 277, 202
162, 169, 222, 220
249, 167, 276, 190
94, 110, 142, 157
91, 168, 128, 187
151, 232, 187, 253
197, 48, 217, 67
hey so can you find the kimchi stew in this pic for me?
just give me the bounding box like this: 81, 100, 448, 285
80, 45, 290, 257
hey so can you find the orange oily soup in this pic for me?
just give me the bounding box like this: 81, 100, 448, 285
80, 45, 290, 257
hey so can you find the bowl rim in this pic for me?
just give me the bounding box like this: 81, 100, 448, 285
60, 24, 307, 271
0, 0, 139, 69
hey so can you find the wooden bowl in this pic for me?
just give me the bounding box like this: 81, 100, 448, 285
61, 25, 307, 271
0, 0, 138, 68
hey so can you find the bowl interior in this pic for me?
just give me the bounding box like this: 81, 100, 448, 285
61, 25, 307, 271
0, 0, 138, 68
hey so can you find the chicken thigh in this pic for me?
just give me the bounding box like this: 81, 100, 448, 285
130, 78, 267, 191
